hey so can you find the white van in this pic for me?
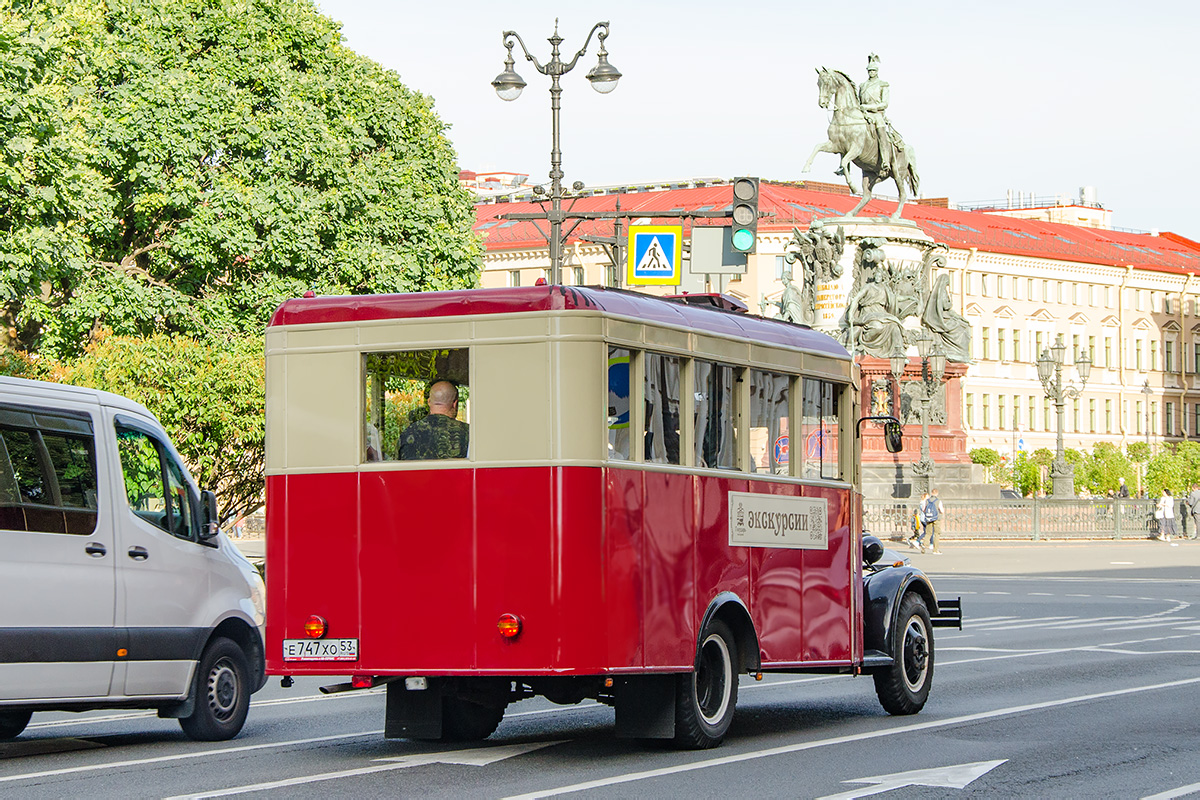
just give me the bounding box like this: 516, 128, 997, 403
0, 377, 266, 741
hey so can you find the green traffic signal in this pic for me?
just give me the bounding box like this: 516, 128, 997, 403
731, 228, 756, 252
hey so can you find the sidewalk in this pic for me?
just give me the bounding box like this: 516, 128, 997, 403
896, 537, 1200, 576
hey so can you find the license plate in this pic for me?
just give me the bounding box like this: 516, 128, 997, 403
282, 638, 359, 661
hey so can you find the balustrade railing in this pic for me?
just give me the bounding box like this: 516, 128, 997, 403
863, 498, 1172, 541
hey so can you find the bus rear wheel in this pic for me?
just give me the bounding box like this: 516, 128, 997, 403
0, 710, 31, 740
674, 619, 738, 749
441, 696, 506, 742
873, 592, 933, 715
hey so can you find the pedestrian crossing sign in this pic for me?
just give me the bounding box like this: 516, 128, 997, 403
627, 226, 682, 286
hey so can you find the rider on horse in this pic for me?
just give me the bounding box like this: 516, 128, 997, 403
859, 53, 892, 179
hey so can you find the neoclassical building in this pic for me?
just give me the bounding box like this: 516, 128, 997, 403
475, 179, 1200, 463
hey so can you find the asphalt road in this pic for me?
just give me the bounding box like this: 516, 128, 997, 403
3, 540, 1198, 799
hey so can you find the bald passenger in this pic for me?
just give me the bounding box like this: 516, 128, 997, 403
397, 380, 469, 460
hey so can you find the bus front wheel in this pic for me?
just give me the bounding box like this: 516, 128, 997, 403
873, 592, 933, 715
674, 619, 738, 749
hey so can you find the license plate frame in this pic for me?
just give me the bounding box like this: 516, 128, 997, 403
282, 638, 359, 661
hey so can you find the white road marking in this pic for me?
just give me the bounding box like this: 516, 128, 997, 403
502, 677, 1200, 799
817, 759, 1007, 800
165, 741, 560, 799
1143, 780, 1200, 799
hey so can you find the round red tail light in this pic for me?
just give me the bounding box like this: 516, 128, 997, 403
304, 615, 328, 639
497, 613, 522, 639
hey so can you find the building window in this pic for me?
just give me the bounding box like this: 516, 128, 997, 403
1072, 399, 1079, 433
1105, 337, 1113, 369
1106, 399, 1113, 433
1167, 402, 1175, 436
1012, 331, 1021, 362
1152, 403, 1158, 436
1194, 403, 1200, 438
981, 274, 990, 297
1136, 341, 1143, 371
1044, 397, 1051, 431
1012, 395, 1020, 429
507, 270, 521, 287
997, 276, 1005, 299
998, 396, 1006, 430
1042, 280, 1050, 302
606, 264, 619, 287
1072, 335, 1081, 361
573, 266, 585, 286
1089, 399, 1096, 433
775, 256, 786, 280
982, 394, 991, 429
965, 393, 974, 428
997, 328, 1006, 362
1057, 281, 1064, 303
1165, 297, 1174, 315
1035, 331, 1044, 358
981, 327, 990, 360
1028, 395, 1036, 431
1151, 340, 1158, 371
1166, 340, 1175, 373
1027, 278, 1033, 300
1137, 401, 1144, 435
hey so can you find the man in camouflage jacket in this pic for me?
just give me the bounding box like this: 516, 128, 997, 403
398, 380, 469, 460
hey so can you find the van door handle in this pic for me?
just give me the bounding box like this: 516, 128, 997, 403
127, 546, 149, 561
84, 542, 107, 557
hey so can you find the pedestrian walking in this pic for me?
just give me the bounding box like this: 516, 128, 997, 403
1154, 489, 1177, 542
924, 488, 945, 554
906, 492, 928, 552
1187, 484, 1200, 540
1118, 477, 1130, 498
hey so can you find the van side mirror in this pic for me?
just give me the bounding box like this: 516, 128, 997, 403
200, 490, 219, 541
884, 421, 903, 453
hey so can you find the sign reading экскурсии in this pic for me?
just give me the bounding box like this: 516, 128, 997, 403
728, 492, 828, 550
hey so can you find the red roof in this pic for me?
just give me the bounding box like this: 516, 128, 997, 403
475, 182, 1200, 275
268, 286, 850, 358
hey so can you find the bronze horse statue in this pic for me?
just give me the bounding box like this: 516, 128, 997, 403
802, 67, 920, 221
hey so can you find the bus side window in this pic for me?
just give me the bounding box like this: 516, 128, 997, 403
643, 352, 680, 465
749, 370, 789, 474
607, 348, 630, 460
800, 378, 842, 481
694, 361, 736, 469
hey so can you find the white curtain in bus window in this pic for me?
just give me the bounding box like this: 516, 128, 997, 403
694, 361, 736, 469
750, 370, 789, 474
607, 347, 631, 460
800, 378, 840, 480
363, 349, 470, 462
643, 352, 681, 464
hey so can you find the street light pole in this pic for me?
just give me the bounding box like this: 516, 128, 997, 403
1037, 334, 1092, 497
892, 333, 946, 497
492, 21, 620, 285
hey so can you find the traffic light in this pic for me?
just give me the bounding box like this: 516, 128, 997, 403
730, 177, 759, 254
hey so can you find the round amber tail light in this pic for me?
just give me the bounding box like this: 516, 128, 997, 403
304, 615, 328, 639
497, 613, 522, 639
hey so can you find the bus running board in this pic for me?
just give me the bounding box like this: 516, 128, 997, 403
931, 597, 963, 629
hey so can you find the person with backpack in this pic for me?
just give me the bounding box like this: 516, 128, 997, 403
923, 488, 945, 554
906, 492, 928, 552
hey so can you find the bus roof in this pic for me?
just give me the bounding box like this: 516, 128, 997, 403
269, 286, 851, 359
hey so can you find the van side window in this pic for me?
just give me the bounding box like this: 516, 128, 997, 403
0, 406, 98, 535
116, 425, 198, 541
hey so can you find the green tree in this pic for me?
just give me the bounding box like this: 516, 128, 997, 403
55, 332, 264, 524
1146, 444, 1187, 499
970, 447, 1002, 484
2, 0, 481, 359
1080, 442, 1133, 496
1012, 452, 1040, 496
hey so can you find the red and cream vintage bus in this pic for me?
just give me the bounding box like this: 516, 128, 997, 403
264, 285, 960, 749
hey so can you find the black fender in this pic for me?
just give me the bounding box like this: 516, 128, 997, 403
698, 591, 761, 673
862, 566, 938, 666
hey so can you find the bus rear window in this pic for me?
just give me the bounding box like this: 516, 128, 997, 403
750, 371, 789, 474
364, 349, 469, 462
800, 378, 841, 481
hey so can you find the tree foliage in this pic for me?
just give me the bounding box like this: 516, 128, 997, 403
2, 0, 481, 359
54, 332, 264, 524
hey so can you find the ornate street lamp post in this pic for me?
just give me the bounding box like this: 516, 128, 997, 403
492, 21, 620, 285
892, 333, 946, 497
1037, 335, 1092, 497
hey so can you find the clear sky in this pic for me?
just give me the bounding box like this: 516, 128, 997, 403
315, 0, 1198, 239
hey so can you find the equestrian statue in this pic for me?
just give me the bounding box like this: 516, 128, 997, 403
801, 54, 920, 221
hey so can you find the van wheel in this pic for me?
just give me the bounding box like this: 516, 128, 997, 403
440, 696, 506, 741
873, 592, 933, 715
674, 619, 738, 749
180, 637, 250, 741
0, 710, 32, 740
